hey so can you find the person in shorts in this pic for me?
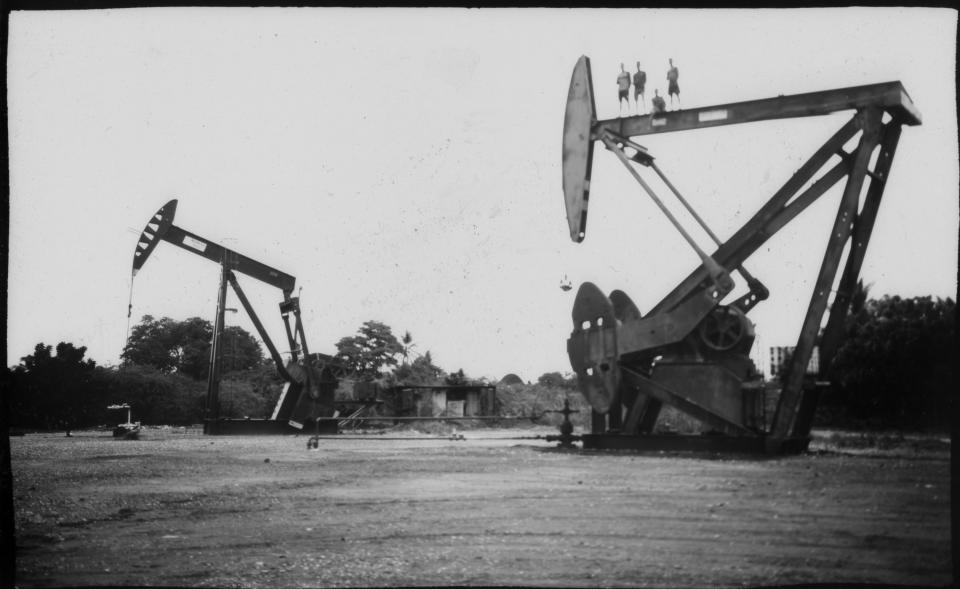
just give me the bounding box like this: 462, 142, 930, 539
651, 89, 666, 115
633, 62, 647, 114
617, 63, 631, 115
667, 58, 680, 110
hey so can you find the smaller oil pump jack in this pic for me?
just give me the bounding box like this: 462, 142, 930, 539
131, 200, 342, 434
562, 56, 921, 454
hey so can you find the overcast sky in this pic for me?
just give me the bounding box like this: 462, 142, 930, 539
7, 7, 958, 382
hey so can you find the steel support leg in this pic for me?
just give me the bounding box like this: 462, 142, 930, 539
817, 122, 903, 375
280, 301, 299, 362
790, 123, 903, 437
608, 393, 623, 431
771, 108, 884, 440
622, 394, 662, 434
591, 410, 606, 434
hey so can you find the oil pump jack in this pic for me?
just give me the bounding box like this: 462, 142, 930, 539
131, 200, 342, 434
562, 56, 921, 453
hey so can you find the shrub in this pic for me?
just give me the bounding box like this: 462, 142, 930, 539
94, 365, 205, 425
496, 383, 591, 429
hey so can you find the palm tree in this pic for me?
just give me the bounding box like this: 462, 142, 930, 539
850, 279, 872, 317
400, 331, 416, 365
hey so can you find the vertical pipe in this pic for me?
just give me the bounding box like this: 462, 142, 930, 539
204, 261, 229, 435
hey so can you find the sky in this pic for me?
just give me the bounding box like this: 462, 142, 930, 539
6, 7, 958, 383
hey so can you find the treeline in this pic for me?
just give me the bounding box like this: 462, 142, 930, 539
3, 317, 484, 431
818, 294, 954, 429
5, 314, 286, 430
4, 294, 955, 432
4, 342, 285, 431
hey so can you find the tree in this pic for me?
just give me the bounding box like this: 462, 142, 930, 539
849, 279, 872, 318
121, 315, 180, 372
92, 365, 205, 426
400, 330, 416, 364
499, 373, 525, 386
220, 326, 267, 373
220, 363, 286, 418
445, 368, 468, 386
169, 317, 216, 380
8, 342, 104, 430
390, 350, 445, 386
335, 321, 404, 380
121, 315, 263, 379
537, 371, 577, 389
825, 294, 955, 429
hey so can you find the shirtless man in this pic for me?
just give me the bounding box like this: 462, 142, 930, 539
617, 63, 631, 116
633, 62, 647, 114
666, 58, 680, 110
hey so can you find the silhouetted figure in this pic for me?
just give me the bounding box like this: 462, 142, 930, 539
617, 63, 631, 116
633, 62, 647, 114
651, 89, 666, 114
667, 58, 680, 110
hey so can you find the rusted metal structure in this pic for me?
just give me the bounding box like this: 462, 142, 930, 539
562, 56, 921, 454
131, 200, 342, 434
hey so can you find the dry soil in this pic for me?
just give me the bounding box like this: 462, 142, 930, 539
10, 426, 952, 588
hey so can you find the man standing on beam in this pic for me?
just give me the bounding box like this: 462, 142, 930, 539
617, 63, 631, 116
667, 58, 681, 110
633, 61, 647, 114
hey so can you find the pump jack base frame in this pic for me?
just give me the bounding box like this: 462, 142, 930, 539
206, 418, 295, 436
580, 433, 810, 455
203, 418, 337, 436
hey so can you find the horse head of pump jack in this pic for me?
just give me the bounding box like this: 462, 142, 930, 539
132, 199, 179, 278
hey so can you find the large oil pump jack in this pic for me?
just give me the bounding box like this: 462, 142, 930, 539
562, 56, 921, 454
131, 200, 342, 434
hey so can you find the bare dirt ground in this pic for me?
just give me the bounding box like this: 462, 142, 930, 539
10, 426, 952, 588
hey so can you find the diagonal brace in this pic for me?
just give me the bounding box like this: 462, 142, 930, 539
771, 107, 885, 439
817, 122, 903, 376
620, 366, 756, 437
600, 132, 730, 284
650, 115, 862, 316
226, 271, 294, 383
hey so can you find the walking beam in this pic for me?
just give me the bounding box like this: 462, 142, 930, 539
595, 81, 921, 139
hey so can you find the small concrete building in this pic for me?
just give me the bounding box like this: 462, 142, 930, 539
385, 385, 498, 418
768, 346, 821, 378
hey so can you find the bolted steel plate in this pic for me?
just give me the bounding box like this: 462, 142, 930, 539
568, 282, 620, 413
